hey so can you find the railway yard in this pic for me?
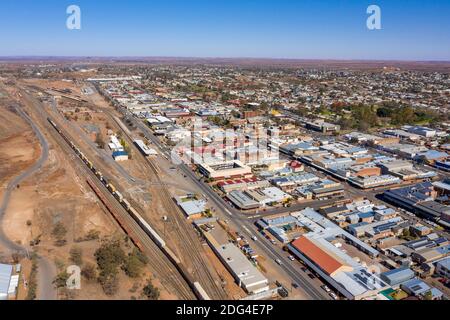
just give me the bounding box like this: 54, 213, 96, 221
0, 79, 231, 300
1, 65, 449, 302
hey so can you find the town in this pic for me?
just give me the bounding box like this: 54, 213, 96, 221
1, 60, 449, 302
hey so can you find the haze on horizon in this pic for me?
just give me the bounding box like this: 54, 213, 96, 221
0, 0, 449, 61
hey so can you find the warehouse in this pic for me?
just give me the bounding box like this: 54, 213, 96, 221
134, 139, 157, 157
226, 191, 260, 210
380, 267, 415, 286
198, 160, 253, 181
215, 244, 269, 294
0, 264, 17, 301
112, 150, 129, 161
435, 257, 450, 278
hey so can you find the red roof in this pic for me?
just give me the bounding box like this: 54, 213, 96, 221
290, 160, 303, 168
291, 237, 344, 275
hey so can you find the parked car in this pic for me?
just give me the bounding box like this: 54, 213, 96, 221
288, 255, 295, 261
329, 292, 338, 300
321, 285, 331, 293
308, 273, 316, 279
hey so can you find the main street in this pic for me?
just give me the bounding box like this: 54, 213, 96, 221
119, 109, 331, 300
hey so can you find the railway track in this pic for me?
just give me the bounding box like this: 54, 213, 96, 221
107, 114, 228, 300
20, 90, 196, 300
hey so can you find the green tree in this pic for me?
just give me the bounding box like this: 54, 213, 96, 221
142, 279, 160, 300
53, 271, 70, 289
94, 240, 126, 277
123, 249, 148, 278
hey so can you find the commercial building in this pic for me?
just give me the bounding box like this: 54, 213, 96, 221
435, 161, 450, 172
175, 196, 207, 220
112, 150, 129, 162
227, 191, 260, 210
285, 208, 384, 300
217, 178, 270, 194
289, 236, 386, 300
0, 264, 18, 300
435, 257, 450, 278
134, 139, 157, 157
198, 160, 253, 181
400, 278, 432, 297
306, 120, 340, 134
380, 267, 415, 286
215, 244, 269, 294
348, 175, 401, 189
383, 183, 450, 225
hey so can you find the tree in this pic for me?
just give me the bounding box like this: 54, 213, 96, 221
94, 240, 126, 277
423, 290, 433, 301
99, 273, 119, 296
123, 249, 148, 278
53, 271, 70, 289
81, 263, 97, 281
70, 247, 83, 266
142, 279, 160, 300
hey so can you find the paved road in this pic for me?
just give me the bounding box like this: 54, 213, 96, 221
0, 103, 57, 300
123, 112, 330, 300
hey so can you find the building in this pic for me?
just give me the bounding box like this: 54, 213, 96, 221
415, 150, 448, 165
289, 236, 386, 300
175, 196, 207, 220
198, 160, 253, 181
435, 257, 450, 279
383, 183, 450, 226
0, 264, 18, 300
436, 161, 450, 172
134, 139, 158, 157
285, 208, 384, 300
306, 120, 340, 134
108, 135, 124, 152
349, 174, 401, 189
226, 191, 260, 210
411, 244, 450, 264
215, 244, 269, 294
217, 178, 270, 194
380, 267, 415, 286
400, 278, 431, 297
112, 150, 129, 161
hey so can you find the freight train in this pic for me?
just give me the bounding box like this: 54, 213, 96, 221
48, 117, 211, 300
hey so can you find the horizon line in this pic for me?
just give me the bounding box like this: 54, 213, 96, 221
1, 55, 450, 64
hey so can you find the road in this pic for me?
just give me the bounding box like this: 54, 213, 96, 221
0, 102, 57, 300
23, 89, 197, 300
121, 110, 330, 300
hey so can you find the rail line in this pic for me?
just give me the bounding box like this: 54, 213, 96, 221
45, 115, 210, 299
108, 114, 228, 300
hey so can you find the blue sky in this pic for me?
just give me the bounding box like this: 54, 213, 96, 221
0, 0, 449, 60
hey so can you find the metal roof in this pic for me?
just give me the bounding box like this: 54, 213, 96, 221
0, 264, 13, 297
